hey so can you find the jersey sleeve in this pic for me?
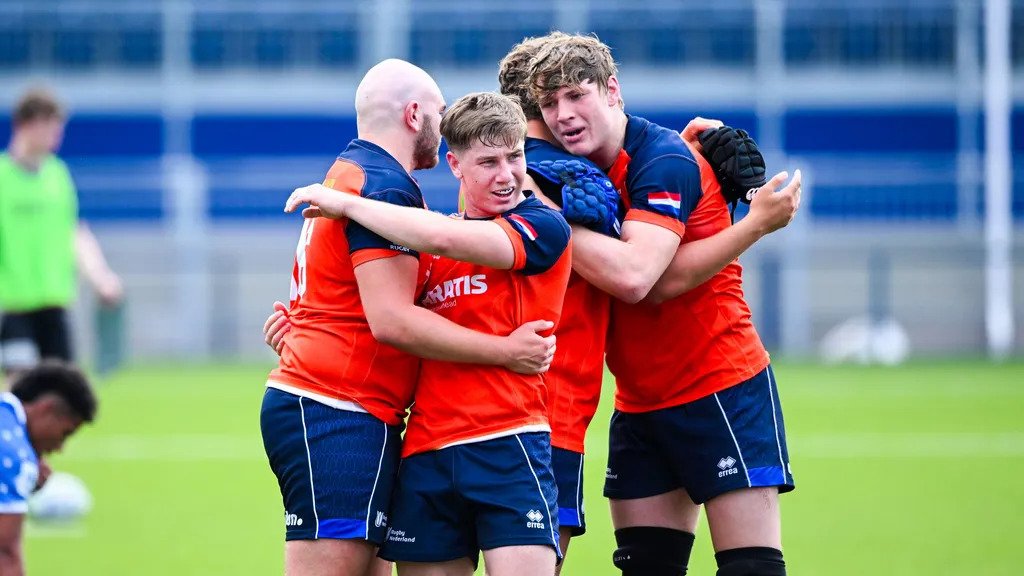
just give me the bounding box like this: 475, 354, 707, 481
495, 206, 571, 275
347, 187, 424, 267
624, 154, 702, 238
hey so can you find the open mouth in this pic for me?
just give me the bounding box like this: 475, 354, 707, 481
562, 127, 585, 144
492, 186, 515, 199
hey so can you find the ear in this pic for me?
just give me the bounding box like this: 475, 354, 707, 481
404, 101, 421, 132
446, 150, 462, 180
33, 394, 63, 420
605, 76, 621, 107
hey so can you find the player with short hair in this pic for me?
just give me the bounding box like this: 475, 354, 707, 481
503, 30, 800, 557
0, 88, 123, 377
0, 360, 97, 574
261, 61, 556, 576
285, 90, 571, 576
493, 32, 801, 574
528, 34, 800, 576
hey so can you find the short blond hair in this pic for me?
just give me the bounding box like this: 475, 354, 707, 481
498, 32, 569, 121
528, 33, 618, 106
440, 92, 527, 154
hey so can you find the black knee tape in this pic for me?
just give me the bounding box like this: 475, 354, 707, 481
715, 546, 786, 576
612, 526, 695, 576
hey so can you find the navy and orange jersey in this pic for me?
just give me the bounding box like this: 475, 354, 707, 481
525, 136, 609, 453
267, 139, 427, 426
605, 115, 770, 414
402, 194, 572, 458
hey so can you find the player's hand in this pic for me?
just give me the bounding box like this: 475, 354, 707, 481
96, 271, 124, 307
680, 116, 724, 152
285, 184, 350, 219
746, 170, 802, 235
263, 301, 292, 356
503, 320, 557, 375
35, 457, 52, 492
530, 159, 621, 237
699, 125, 767, 207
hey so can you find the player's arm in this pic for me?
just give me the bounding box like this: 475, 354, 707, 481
354, 255, 554, 374
286, 184, 516, 270
0, 514, 25, 576
645, 170, 801, 304
569, 222, 681, 304
75, 222, 123, 306
570, 154, 703, 304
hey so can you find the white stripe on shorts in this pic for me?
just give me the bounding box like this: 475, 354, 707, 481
364, 420, 388, 540
575, 453, 584, 520
766, 366, 787, 475
515, 435, 560, 550
299, 397, 320, 538
713, 392, 752, 488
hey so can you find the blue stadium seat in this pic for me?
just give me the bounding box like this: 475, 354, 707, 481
409, 7, 550, 67
811, 183, 958, 221
842, 22, 880, 65
256, 28, 290, 67
118, 29, 162, 68
316, 29, 357, 67
0, 28, 29, 68
53, 29, 96, 68
191, 28, 227, 68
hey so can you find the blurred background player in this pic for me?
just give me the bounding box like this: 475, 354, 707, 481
261, 61, 555, 576
285, 91, 571, 576
0, 88, 123, 379
498, 32, 800, 574
0, 361, 97, 574
529, 34, 800, 576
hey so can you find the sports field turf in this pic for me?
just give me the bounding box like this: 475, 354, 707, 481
25, 361, 1024, 575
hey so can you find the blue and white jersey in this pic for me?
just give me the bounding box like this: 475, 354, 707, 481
0, 393, 38, 514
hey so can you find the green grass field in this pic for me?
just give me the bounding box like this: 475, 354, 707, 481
25, 361, 1024, 575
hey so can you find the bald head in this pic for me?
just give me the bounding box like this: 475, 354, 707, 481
355, 59, 443, 134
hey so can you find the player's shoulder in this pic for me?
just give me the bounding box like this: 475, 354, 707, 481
525, 137, 601, 171
334, 139, 421, 200
624, 115, 696, 167
504, 195, 570, 244
0, 394, 27, 428
508, 194, 567, 226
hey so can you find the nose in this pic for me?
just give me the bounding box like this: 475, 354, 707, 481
555, 100, 575, 125
497, 160, 514, 186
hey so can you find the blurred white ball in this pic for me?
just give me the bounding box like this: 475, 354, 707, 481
820, 316, 910, 365
27, 472, 93, 521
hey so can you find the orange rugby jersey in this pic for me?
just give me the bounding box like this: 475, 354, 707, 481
402, 194, 572, 458
546, 272, 609, 452
605, 115, 770, 414
267, 139, 426, 425
525, 137, 611, 453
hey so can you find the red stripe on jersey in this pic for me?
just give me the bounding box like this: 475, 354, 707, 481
507, 213, 538, 241
648, 191, 681, 202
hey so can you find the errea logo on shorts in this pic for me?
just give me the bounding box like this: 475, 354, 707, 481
374, 511, 388, 528
717, 456, 739, 478
284, 511, 303, 526
526, 509, 546, 529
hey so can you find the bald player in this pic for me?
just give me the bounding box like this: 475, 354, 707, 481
260, 60, 556, 576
